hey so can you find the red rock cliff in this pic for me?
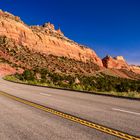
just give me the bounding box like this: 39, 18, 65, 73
102, 55, 140, 74
102, 55, 129, 69
0, 10, 103, 66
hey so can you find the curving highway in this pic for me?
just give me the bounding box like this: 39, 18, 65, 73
0, 78, 140, 140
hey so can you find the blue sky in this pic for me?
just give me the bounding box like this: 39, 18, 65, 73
0, 0, 140, 64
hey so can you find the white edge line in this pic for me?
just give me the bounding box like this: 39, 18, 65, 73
40, 93, 52, 97
112, 108, 140, 116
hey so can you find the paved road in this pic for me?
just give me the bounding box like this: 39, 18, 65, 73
0, 78, 140, 140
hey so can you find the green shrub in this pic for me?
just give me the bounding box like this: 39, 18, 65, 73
22, 70, 35, 81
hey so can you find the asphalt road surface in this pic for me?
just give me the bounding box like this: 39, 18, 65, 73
0, 78, 140, 140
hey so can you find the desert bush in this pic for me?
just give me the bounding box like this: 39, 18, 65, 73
22, 70, 35, 81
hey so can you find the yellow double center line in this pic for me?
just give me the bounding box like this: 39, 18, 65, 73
0, 91, 140, 140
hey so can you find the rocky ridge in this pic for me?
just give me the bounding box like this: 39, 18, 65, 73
0, 9, 140, 77
102, 55, 140, 74
0, 10, 103, 66
102, 55, 129, 69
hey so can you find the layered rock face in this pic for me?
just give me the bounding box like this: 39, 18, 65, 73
102, 55, 129, 69
130, 65, 140, 74
102, 55, 140, 74
0, 10, 103, 66
0, 10, 140, 77
0, 63, 23, 76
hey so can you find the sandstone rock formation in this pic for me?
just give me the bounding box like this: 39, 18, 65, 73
0, 63, 23, 76
130, 65, 140, 74
0, 10, 140, 77
0, 10, 103, 66
102, 55, 129, 69
102, 55, 140, 74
